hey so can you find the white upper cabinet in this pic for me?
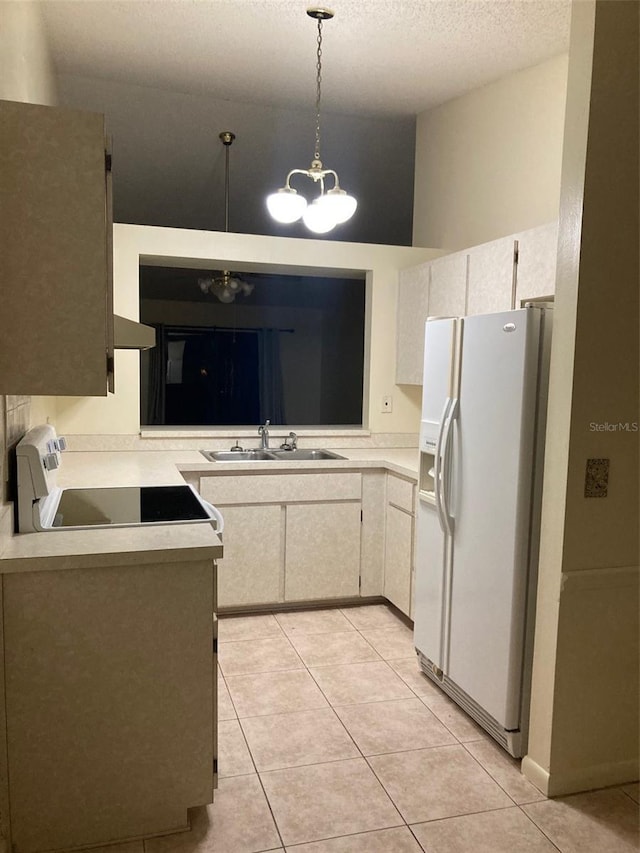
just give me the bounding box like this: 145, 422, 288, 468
428, 252, 469, 318
396, 265, 430, 385
0, 100, 114, 395
467, 237, 516, 315
514, 221, 559, 304
396, 222, 558, 385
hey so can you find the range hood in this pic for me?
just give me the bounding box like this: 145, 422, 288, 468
113, 315, 155, 350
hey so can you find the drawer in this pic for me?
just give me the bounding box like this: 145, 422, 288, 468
200, 472, 362, 505
386, 474, 415, 514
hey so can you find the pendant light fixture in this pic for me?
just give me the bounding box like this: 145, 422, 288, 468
266, 7, 357, 234
198, 131, 254, 303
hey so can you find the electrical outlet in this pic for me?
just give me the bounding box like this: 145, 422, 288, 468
585, 458, 609, 498
381, 395, 393, 413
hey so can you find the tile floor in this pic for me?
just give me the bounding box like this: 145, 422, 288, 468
85, 605, 640, 852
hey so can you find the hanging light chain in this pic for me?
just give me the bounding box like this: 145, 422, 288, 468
266, 8, 357, 233
314, 16, 323, 164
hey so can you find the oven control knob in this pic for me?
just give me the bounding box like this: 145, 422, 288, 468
57, 436, 67, 451
43, 452, 60, 471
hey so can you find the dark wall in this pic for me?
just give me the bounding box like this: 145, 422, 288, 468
58, 74, 416, 246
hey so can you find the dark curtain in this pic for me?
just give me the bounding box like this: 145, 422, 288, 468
146, 326, 282, 426
166, 330, 260, 425
147, 323, 167, 424
258, 328, 285, 423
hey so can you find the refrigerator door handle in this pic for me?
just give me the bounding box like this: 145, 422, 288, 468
440, 397, 458, 535
434, 397, 451, 533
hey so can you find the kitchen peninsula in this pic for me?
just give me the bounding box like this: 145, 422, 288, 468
0, 451, 223, 853
0, 445, 418, 852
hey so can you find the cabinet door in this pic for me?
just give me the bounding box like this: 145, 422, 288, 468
285, 502, 361, 601
0, 100, 112, 396
514, 221, 559, 303
396, 264, 430, 385
218, 505, 283, 607
467, 236, 516, 315
428, 252, 468, 318
3, 561, 214, 851
384, 504, 413, 617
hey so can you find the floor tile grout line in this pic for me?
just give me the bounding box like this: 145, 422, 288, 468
516, 804, 565, 852
619, 786, 640, 805
282, 824, 418, 851
216, 677, 239, 723
457, 738, 526, 808
248, 749, 288, 850
407, 822, 429, 853
221, 664, 307, 678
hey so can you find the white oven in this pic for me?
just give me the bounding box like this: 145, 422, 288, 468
16, 425, 223, 534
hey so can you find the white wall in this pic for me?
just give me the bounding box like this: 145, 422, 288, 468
413, 54, 568, 250
47, 225, 440, 438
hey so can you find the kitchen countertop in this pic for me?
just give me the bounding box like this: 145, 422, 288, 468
0, 522, 221, 573
55, 449, 419, 485
0, 447, 418, 572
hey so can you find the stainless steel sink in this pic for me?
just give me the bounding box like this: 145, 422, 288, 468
201, 448, 345, 462
265, 449, 345, 461
202, 450, 274, 462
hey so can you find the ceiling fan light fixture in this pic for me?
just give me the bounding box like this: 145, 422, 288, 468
199, 134, 254, 303
266, 7, 356, 235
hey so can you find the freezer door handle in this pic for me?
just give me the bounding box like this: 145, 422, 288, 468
440, 397, 458, 535
434, 397, 451, 533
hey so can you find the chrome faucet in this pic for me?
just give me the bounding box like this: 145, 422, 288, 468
281, 431, 298, 451
258, 419, 270, 449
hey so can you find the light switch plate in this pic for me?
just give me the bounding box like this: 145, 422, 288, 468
585, 458, 609, 498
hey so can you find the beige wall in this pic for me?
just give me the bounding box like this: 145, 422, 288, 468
523, 0, 639, 796
413, 54, 568, 251
44, 225, 440, 438
0, 1, 57, 107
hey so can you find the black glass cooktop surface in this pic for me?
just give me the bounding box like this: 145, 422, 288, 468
52, 485, 209, 528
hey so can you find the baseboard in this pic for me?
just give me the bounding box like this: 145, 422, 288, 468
521, 756, 551, 795
522, 754, 639, 797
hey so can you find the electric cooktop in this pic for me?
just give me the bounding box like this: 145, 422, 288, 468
16, 425, 223, 533
52, 485, 211, 528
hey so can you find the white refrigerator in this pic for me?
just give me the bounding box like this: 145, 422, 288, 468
413, 305, 552, 757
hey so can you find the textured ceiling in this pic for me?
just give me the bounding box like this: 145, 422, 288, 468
41, 0, 571, 117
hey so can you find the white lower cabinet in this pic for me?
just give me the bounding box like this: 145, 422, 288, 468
285, 502, 362, 602
383, 504, 413, 615
217, 505, 282, 607
383, 474, 416, 619
201, 472, 362, 608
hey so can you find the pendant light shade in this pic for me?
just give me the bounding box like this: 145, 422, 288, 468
266, 187, 308, 223
302, 198, 337, 234
266, 8, 357, 234
320, 188, 358, 224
